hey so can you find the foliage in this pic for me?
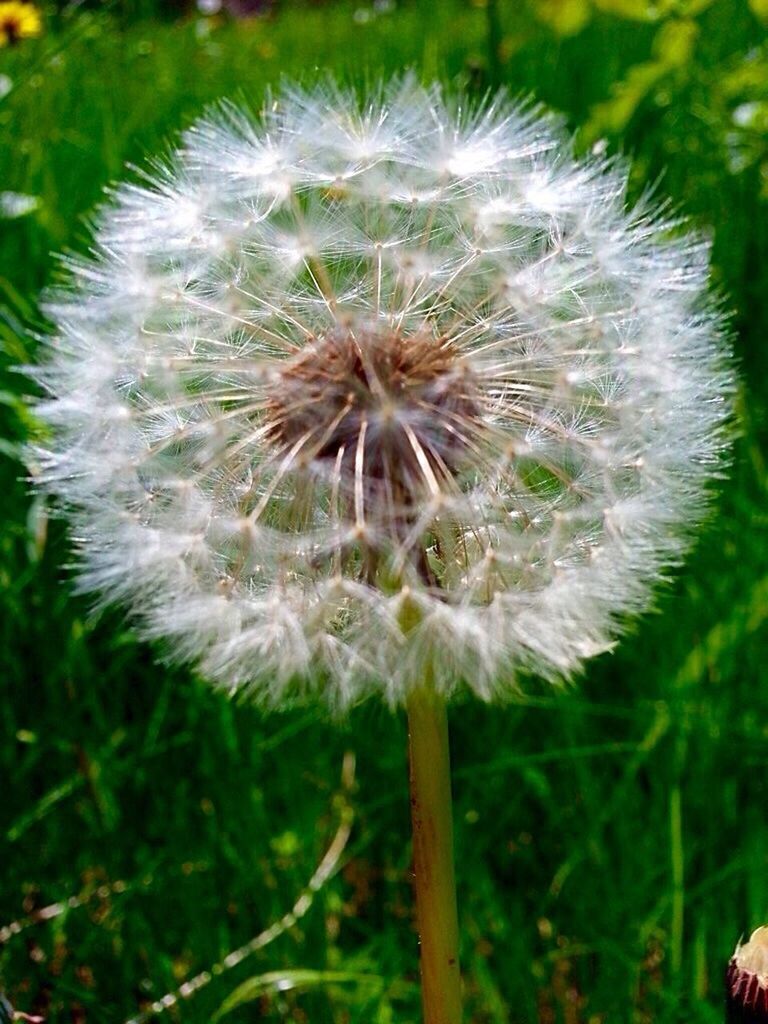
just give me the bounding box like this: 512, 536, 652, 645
1, 1, 767, 1022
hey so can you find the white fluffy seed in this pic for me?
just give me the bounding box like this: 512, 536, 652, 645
29, 78, 733, 708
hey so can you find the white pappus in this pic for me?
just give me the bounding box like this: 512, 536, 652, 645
30, 78, 734, 708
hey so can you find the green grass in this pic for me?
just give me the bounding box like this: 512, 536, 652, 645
1, 1, 768, 1021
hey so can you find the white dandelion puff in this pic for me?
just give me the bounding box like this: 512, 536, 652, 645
30, 78, 733, 708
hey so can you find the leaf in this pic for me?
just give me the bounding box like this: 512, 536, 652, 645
6, 774, 86, 842
581, 18, 698, 140
652, 17, 698, 67
214, 969, 383, 1020
672, 575, 768, 690
533, 0, 591, 36
593, 0, 654, 21
749, 0, 768, 23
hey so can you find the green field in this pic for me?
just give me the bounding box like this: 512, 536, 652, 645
1, 1, 768, 1021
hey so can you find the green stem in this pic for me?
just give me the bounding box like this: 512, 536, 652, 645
669, 781, 684, 980
407, 685, 462, 1024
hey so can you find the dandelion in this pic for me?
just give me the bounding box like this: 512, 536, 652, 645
0, 2, 41, 46
30, 79, 732, 1022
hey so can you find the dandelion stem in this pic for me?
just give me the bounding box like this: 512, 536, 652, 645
407, 682, 462, 1024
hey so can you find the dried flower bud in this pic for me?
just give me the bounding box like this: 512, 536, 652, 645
727, 928, 768, 1022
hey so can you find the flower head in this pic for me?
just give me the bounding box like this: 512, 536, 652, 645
0, 2, 41, 46
32, 79, 732, 707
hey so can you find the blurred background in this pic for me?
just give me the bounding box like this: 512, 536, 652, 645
1, 0, 767, 1021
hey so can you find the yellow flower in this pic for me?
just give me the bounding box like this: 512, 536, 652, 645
0, 2, 42, 47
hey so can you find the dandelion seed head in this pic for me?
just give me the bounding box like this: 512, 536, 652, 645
31, 78, 733, 707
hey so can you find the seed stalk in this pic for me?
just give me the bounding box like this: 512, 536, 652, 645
406, 683, 462, 1024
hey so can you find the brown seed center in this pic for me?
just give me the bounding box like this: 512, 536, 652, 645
265, 325, 482, 511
